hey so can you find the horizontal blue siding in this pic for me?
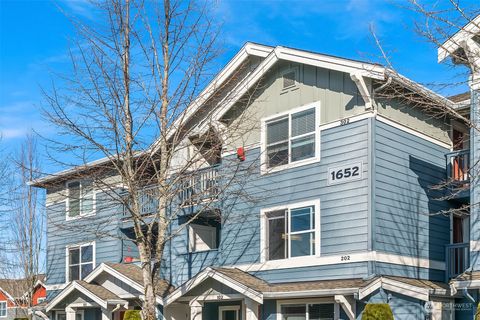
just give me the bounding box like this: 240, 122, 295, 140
46, 193, 122, 285
374, 120, 451, 266
169, 120, 370, 286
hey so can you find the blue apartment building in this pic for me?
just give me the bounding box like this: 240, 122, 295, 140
30, 16, 480, 320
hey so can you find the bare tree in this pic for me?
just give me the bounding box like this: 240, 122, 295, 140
368, 3, 479, 210
0, 135, 44, 319
40, 1, 262, 319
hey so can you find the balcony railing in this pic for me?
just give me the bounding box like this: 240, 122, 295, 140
179, 166, 219, 207
121, 166, 220, 218
446, 149, 470, 184
122, 185, 159, 218
445, 242, 469, 281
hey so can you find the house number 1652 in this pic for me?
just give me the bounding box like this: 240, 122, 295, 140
327, 162, 363, 185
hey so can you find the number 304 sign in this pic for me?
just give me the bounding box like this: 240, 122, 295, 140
327, 162, 363, 185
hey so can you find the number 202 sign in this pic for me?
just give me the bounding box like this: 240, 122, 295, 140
327, 162, 363, 185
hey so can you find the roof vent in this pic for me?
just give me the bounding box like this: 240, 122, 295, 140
282, 71, 296, 89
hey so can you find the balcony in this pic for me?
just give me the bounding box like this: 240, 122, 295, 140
179, 166, 219, 207
445, 149, 470, 200
121, 166, 220, 220
445, 242, 469, 281
122, 185, 159, 218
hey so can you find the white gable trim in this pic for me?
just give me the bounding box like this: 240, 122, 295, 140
164, 267, 263, 305
357, 277, 436, 302
84, 263, 165, 305
159, 42, 272, 144
46, 281, 126, 312
438, 15, 480, 62
84, 263, 144, 293
0, 287, 15, 304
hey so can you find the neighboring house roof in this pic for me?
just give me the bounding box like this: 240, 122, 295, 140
0, 275, 46, 300
30, 42, 457, 187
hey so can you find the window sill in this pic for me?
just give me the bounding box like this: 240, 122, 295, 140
261, 156, 320, 175
183, 248, 219, 255
66, 212, 96, 221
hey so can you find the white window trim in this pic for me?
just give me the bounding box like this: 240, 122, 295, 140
56, 311, 65, 320
218, 305, 240, 320
188, 224, 218, 253
276, 298, 338, 320
65, 241, 96, 283
260, 101, 321, 175
260, 199, 320, 263
0, 301, 7, 318
66, 180, 97, 221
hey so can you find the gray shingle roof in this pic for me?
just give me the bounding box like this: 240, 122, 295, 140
106, 263, 174, 296
76, 281, 120, 300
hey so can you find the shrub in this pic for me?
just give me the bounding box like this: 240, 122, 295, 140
14, 318, 29, 320
361, 303, 394, 320
123, 310, 142, 320
475, 303, 480, 320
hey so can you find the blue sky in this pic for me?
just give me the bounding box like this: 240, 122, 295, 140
0, 0, 475, 173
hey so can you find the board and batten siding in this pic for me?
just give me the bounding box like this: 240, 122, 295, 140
168, 119, 370, 286
373, 120, 452, 278
46, 192, 123, 286
223, 61, 367, 151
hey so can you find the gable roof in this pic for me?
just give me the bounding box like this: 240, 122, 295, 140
165, 266, 450, 305
0, 275, 46, 300
84, 263, 174, 297
31, 42, 456, 186
46, 280, 126, 312
438, 15, 480, 62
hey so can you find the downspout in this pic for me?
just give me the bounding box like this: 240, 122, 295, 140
373, 75, 392, 94
462, 288, 476, 304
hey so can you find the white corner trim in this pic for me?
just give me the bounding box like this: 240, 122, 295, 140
376, 114, 452, 149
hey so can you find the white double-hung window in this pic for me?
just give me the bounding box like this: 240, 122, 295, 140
261, 200, 320, 262
262, 102, 320, 173
0, 301, 6, 318
66, 180, 95, 219
66, 242, 95, 281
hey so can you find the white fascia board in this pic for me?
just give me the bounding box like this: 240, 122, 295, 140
164, 267, 263, 305
275, 47, 385, 80
0, 287, 16, 303
46, 282, 76, 312
159, 42, 273, 144
263, 288, 358, 299
438, 15, 480, 62
451, 279, 480, 290
84, 263, 145, 295
387, 70, 456, 110
358, 277, 434, 302
357, 278, 382, 300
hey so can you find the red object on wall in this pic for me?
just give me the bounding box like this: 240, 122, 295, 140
237, 147, 245, 161
124, 256, 134, 263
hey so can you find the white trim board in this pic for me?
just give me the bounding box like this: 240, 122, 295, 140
231, 251, 445, 273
